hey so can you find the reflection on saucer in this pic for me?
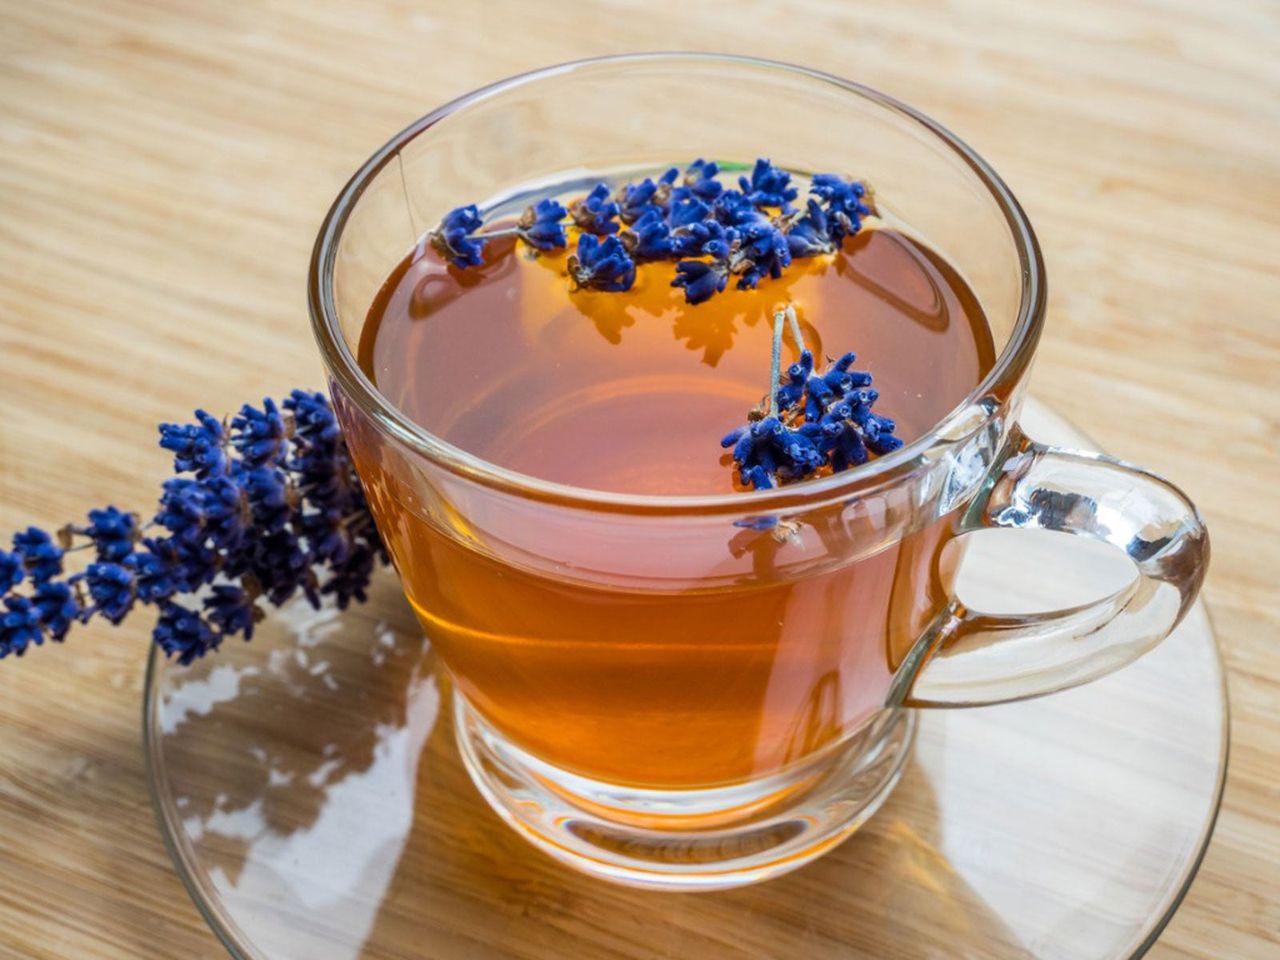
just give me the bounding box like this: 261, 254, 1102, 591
147, 401, 1227, 960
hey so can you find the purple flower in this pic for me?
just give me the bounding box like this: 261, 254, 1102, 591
82, 507, 137, 562
720, 417, 825, 490
126, 539, 183, 602
776, 350, 815, 413
0, 551, 21, 593
569, 183, 621, 235
244, 529, 312, 607
159, 410, 227, 478
13, 528, 64, 583
712, 190, 766, 228
669, 216, 732, 258
823, 417, 871, 471
2, 393, 390, 670
231, 399, 287, 467
238, 466, 292, 532
810, 173, 871, 242
153, 601, 220, 666
429, 205, 487, 268
202, 475, 251, 550
739, 158, 798, 207
616, 168, 677, 224
412, 158, 878, 305
79, 562, 135, 625
0, 596, 44, 658
321, 541, 377, 610
734, 220, 792, 290
787, 199, 837, 257
204, 585, 259, 641
815, 352, 874, 398
669, 196, 712, 230
155, 478, 208, 544
517, 199, 568, 250
150, 480, 223, 591
285, 390, 341, 444
33, 581, 79, 641
621, 208, 674, 261
678, 158, 723, 202
721, 328, 901, 489
568, 234, 635, 292
672, 260, 728, 305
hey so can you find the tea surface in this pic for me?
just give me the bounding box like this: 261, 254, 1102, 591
360, 228, 994, 495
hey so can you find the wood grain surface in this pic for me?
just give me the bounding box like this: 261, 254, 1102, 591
0, 1, 1276, 958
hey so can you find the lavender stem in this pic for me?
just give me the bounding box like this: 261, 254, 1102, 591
785, 303, 805, 355
767, 308, 786, 415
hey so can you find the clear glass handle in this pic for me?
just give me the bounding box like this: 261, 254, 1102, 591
899, 427, 1210, 707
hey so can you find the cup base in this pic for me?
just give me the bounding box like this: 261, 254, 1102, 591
454, 695, 916, 891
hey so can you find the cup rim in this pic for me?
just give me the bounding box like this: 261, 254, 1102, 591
308, 51, 1046, 516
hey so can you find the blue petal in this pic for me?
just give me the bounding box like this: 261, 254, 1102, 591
517, 198, 568, 250
671, 260, 727, 304
569, 234, 636, 292
570, 183, 621, 235
739, 158, 798, 207
430, 204, 487, 267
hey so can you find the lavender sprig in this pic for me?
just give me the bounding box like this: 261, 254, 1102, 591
721, 305, 903, 490
0, 391, 388, 664
424, 159, 874, 304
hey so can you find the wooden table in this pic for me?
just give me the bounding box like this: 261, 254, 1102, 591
1, 2, 1276, 957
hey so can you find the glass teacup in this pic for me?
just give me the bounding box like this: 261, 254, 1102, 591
309, 54, 1208, 890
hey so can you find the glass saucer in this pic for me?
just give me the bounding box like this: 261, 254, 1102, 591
143, 399, 1228, 960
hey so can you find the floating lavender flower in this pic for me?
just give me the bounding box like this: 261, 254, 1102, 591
734, 219, 792, 289
678, 158, 724, 202
568, 234, 636, 292
787, 199, 837, 257
517, 199, 569, 250
672, 260, 729, 305
739, 158, 798, 208
622, 207, 674, 261
669, 196, 712, 231
428, 157, 877, 304
721, 417, 825, 490
428, 204, 487, 268
669, 209, 727, 258
775, 350, 815, 412
569, 183, 621, 235
711, 190, 764, 228
616, 167, 678, 224
810, 173, 872, 242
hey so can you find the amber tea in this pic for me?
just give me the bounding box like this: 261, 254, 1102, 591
351, 194, 995, 788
